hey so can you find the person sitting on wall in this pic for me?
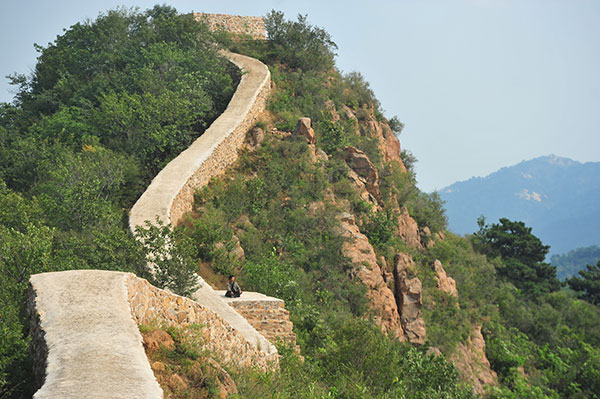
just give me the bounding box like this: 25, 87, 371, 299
226, 275, 242, 298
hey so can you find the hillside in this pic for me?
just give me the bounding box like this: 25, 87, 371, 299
1, 7, 600, 399
440, 155, 600, 254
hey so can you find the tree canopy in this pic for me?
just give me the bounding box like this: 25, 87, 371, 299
474, 217, 560, 296
568, 261, 600, 305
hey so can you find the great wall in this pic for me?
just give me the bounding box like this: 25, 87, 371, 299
27, 15, 294, 399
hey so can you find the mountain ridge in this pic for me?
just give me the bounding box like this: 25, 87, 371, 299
440, 154, 600, 254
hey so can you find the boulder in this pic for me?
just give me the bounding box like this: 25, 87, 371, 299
325, 100, 341, 123
344, 146, 382, 203
295, 117, 316, 144
247, 126, 265, 147
420, 226, 436, 248
397, 207, 422, 249
142, 329, 175, 351
346, 167, 380, 210
207, 358, 238, 399
427, 347, 443, 357
167, 373, 188, 391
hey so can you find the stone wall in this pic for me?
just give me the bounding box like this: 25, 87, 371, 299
194, 13, 266, 40
127, 276, 278, 369
129, 51, 271, 230
220, 292, 297, 346
127, 49, 282, 371
170, 54, 271, 225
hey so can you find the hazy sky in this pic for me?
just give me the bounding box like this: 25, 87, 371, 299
1, 0, 599, 192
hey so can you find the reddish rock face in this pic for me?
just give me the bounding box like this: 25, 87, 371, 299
295, 117, 316, 144
450, 325, 498, 395
359, 103, 405, 169
344, 146, 382, 204
393, 253, 426, 345
337, 212, 405, 340
433, 259, 458, 299
397, 207, 423, 249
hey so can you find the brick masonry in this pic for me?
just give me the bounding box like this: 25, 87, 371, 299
194, 13, 266, 40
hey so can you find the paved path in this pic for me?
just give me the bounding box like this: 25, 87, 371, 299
30, 270, 162, 399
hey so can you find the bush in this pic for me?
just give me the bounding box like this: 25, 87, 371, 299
242, 254, 300, 303
264, 11, 337, 72
135, 218, 199, 297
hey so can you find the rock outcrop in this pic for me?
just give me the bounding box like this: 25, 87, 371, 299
396, 207, 422, 249
344, 146, 382, 204
337, 212, 405, 340
433, 259, 458, 299
346, 167, 380, 209
393, 253, 427, 345
294, 117, 316, 144
450, 325, 498, 395
359, 104, 405, 168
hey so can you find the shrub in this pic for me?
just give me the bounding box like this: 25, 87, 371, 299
135, 218, 199, 297
264, 11, 337, 72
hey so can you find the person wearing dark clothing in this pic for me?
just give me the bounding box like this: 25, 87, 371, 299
226, 275, 242, 298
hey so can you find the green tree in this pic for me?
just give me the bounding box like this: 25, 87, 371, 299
567, 261, 600, 305
474, 217, 560, 296
264, 11, 337, 72
135, 218, 199, 297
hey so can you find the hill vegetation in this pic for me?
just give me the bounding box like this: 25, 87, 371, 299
1, 6, 599, 399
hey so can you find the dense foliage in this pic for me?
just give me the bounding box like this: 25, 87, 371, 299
567, 261, 600, 305
473, 217, 560, 297
0, 6, 233, 397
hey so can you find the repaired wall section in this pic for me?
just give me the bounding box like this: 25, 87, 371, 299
27, 271, 279, 399
194, 13, 266, 40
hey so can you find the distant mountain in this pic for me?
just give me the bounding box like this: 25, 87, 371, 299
439, 155, 600, 255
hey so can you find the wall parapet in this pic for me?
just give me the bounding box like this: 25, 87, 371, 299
28, 270, 163, 399
127, 275, 278, 368
219, 292, 298, 347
